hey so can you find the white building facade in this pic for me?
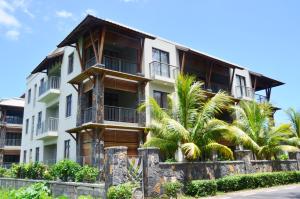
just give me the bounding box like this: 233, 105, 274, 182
20, 15, 283, 165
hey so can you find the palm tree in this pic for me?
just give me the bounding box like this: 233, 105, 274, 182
286, 108, 300, 147
140, 74, 252, 161
232, 101, 298, 159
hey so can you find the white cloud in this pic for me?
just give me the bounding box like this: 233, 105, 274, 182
84, 8, 97, 16
56, 10, 73, 18
5, 29, 20, 40
121, 0, 138, 2
0, 0, 20, 27
12, 0, 34, 18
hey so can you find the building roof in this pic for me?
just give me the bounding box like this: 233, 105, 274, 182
57, 15, 155, 47
249, 71, 284, 91
0, 98, 25, 108
31, 48, 64, 74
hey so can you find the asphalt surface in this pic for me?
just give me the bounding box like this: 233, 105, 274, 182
208, 184, 300, 199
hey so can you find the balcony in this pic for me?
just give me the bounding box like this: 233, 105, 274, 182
4, 138, 21, 150
36, 117, 59, 141
235, 86, 268, 103
149, 61, 178, 84
82, 106, 139, 124
85, 56, 139, 75
3, 116, 23, 126
38, 76, 60, 103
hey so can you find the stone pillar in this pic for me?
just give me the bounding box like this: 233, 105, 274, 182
138, 147, 161, 197
137, 82, 146, 126
93, 74, 104, 123
234, 150, 252, 173
104, 146, 128, 192
289, 152, 300, 170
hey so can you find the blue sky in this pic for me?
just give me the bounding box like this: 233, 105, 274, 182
0, 0, 299, 123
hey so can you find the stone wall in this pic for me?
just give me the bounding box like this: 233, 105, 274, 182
0, 178, 105, 199
250, 160, 298, 173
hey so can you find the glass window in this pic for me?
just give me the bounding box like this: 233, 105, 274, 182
64, 139, 70, 159
27, 89, 31, 104
153, 90, 168, 109
68, 53, 74, 74
66, 94, 72, 117
37, 111, 42, 130
236, 75, 247, 97
23, 150, 27, 163
35, 147, 39, 162
33, 84, 37, 107
25, 119, 29, 134
31, 115, 35, 137
152, 48, 170, 77
29, 149, 32, 162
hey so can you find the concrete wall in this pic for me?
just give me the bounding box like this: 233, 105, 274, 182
0, 178, 105, 199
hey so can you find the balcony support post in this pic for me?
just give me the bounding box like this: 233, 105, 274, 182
138, 82, 146, 126
266, 87, 272, 101
93, 74, 105, 123
98, 26, 106, 64
137, 38, 144, 74
206, 62, 213, 89
77, 84, 84, 126
75, 42, 84, 71
89, 30, 99, 64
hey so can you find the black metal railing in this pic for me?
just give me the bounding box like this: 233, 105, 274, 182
255, 94, 268, 103
39, 76, 60, 96
83, 107, 96, 123
149, 61, 178, 80
5, 115, 23, 124
5, 138, 21, 146
85, 56, 138, 75
104, 105, 138, 123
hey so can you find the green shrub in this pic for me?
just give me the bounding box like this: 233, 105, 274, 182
0, 167, 7, 177
162, 181, 183, 198
9, 182, 51, 199
11, 163, 27, 178
279, 154, 289, 160
51, 160, 81, 182
25, 162, 48, 179
216, 171, 300, 193
107, 183, 135, 199
185, 180, 217, 197
75, 165, 99, 183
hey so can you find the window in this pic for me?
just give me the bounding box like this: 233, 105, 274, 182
66, 94, 72, 117
236, 75, 247, 98
37, 111, 42, 130
152, 48, 170, 77
25, 119, 29, 134
27, 89, 31, 104
29, 149, 32, 162
153, 91, 168, 109
35, 147, 39, 162
68, 52, 74, 74
23, 150, 27, 163
64, 139, 70, 159
33, 84, 37, 107
31, 115, 35, 137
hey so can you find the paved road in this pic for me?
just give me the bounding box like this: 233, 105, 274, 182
208, 185, 300, 199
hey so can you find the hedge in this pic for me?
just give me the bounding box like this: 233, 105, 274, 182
185, 171, 300, 197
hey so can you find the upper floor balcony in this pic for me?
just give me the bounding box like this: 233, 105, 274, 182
85, 55, 139, 76
235, 86, 268, 103
38, 76, 61, 104
4, 115, 23, 126
36, 117, 59, 141
149, 61, 178, 84
82, 106, 139, 125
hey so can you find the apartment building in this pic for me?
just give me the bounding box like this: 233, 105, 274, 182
0, 98, 24, 168
21, 15, 283, 167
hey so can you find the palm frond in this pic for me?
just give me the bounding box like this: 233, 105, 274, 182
181, 142, 201, 161
205, 142, 234, 160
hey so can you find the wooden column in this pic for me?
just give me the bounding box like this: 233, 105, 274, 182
75, 42, 84, 71
137, 38, 145, 74
266, 87, 272, 101
138, 82, 146, 126
180, 52, 186, 73
206, 62, 213, 89
76, 84, 85, 126
93, 74, 105, 123
98, 27, 106, 64
89, 30, 99, 64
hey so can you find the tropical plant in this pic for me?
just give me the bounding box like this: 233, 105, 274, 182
75, 165, 99, 183
9, 182, 51, 199
286, 108, 300, 146
140, 74, 249, 161
51, 160, 81, 182
232, 100, 299, 159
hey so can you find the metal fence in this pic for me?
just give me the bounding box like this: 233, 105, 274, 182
149, 61, 178, 80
